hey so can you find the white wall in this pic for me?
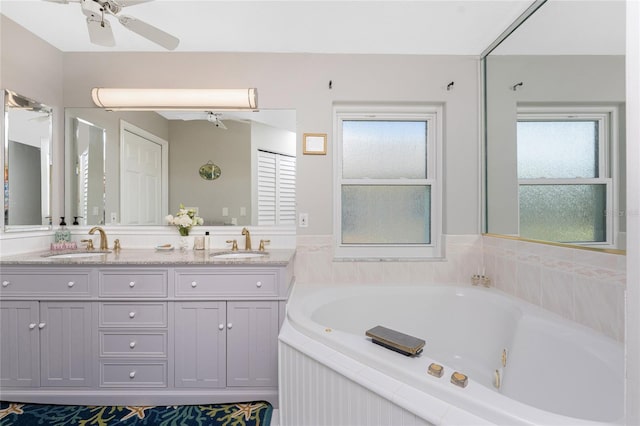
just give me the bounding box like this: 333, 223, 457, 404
625, 0, 640, 422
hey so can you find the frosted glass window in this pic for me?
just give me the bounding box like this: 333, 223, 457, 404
342, 185, 430, 244
342, 121, 427, 179
517, 120, 598, 179
519, 185, 606, 243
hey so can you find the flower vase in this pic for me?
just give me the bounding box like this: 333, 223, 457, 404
178, 228, 190, 250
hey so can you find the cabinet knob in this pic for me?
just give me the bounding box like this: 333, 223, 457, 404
218, 323, 224, 331
227, 322, 233, 330
129, 281, 136, 288
129, 341, 136, 349
67, 281, 75, 288
256, 281, 262, 288
129, 371, 136, 379
191, 281, 197, 288
2, 280, 9, 287
129, 312, 136, 319
38, 322, 46, 329
29, 323, 37, 330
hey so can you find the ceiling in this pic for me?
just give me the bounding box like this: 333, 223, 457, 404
0, 0, 538, 55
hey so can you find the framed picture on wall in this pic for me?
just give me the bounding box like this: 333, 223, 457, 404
303, 133, 327, 155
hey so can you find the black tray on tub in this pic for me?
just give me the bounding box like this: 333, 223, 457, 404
365, 325, 425, 357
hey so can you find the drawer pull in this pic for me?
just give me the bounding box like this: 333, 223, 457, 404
29, 323, 37, 330
256, 281, 262, 288
129, 371, 136, 379
38, 322, 46, 329
191, 281, 197, 288
227, 322, 233, 330
68, 281, 75, 288
129, 341, 136, 349
129, 312, 136, 319
129, 281, 136, 288
2, 281, 9, 287
218, 323, 224, 331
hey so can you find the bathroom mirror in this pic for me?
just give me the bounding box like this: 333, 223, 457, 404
483, 0, 626, 251
2, 90, 52, 231
64, 108, 296, 227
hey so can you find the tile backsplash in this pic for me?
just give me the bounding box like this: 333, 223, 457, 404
482, 235, 626, 341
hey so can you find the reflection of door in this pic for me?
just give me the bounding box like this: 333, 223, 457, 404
120, 122, 168, 225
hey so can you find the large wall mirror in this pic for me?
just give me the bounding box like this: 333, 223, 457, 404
64, 108, 296, 227
483, 0, 626, 252
2, 90, 53, 231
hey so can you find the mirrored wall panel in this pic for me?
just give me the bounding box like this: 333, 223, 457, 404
483, 0, 626, 250
3, 90, 52, 231
65, 108, 296, 227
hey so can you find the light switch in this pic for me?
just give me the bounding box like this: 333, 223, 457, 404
222, 207, 229, 216
240, 207, 246, 216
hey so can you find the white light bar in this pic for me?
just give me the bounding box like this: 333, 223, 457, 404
91, 88, 258, 110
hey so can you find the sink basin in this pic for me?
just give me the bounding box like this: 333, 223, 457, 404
46, 251, 111, 259
211, 251, 267, 259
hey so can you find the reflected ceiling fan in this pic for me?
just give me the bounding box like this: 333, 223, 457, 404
206, 112, 227, 130
43, 0, 179, 50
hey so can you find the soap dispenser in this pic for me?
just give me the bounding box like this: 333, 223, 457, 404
54, 217, 71, 243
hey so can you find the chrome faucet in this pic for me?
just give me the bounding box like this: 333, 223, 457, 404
89, 226, 109, 250
241, 227, 252, 251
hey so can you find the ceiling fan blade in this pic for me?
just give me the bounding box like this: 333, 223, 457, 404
42, 0, 79, 3
86, 16, 115, 47
118, 15, 179, 50
116, 0, 155, 7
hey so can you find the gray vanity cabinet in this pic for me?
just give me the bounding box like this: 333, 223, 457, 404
173, 269, 281, 390
0, 258, 293, 406
174, 301, 227, 388
0, 301, 39, 387
226, 301, 279, 387
0, 270, 93, 388
0, 301, 92, 387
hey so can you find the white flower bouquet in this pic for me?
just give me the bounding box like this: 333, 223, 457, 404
166, 204, 203, 236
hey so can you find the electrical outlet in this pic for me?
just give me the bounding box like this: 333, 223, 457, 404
299, 213, 309, 228
110, 212, 117, 223
222, 207, 229, 217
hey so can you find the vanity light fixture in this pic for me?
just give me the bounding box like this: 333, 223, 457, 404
91, 88, 258, 111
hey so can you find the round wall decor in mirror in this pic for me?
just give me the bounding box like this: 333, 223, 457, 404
199, 161, 221, 181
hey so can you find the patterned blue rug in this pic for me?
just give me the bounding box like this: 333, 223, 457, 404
0, 401, 272, 425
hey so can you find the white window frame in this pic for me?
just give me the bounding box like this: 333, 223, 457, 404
516, 105, 619, 248
333, 104, 443, 259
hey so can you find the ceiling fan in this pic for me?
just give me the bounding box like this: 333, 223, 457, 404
206, 112, 227, 130
43, 0, 179, 50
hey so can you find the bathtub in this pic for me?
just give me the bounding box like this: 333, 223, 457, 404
278, 284, 624, 426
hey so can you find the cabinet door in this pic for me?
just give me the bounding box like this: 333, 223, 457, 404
40, 302, 92, 387
174, 302, 226, 388
0, 301, 39, 387
227, 301, 279, 387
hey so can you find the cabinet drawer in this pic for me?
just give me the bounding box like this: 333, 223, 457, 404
99, 270, 168, 298
99, 303, 167, 327
100, 361, 167, 387
0, 272, 90, 296
175, 272, 277, 297
100, 331, 167, 357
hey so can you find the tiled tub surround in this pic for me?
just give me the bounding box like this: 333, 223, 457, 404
295, 234, 626, 342
482, 235, 626, 341
0, 249, 295, 406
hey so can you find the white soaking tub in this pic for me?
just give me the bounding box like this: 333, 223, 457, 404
278, 284, 624, 426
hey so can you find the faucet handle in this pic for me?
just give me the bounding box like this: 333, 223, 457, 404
113, 239, 121, 251
81, 239, 94, 250
258, 239, 271, 251
226, 239, 238, 251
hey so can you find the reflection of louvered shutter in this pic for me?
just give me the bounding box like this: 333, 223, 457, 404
258, 150, 296, 225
